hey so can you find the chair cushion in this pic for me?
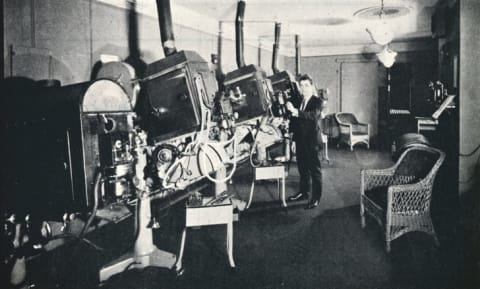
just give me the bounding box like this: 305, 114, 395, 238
337, 113, 358, 124
393, 134, 431, 161
365, 187, 388, 210
352, 131, 368, 136
394, 149, 439, 181
351, 123, 367, 133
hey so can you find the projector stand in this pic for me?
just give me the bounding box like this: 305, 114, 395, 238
247, 165, 287, 209
99, 191, 176, 283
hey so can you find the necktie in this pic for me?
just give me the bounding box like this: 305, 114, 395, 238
300, 98, 307, 111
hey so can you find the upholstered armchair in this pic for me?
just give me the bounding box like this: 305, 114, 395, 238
360, 145, 445, 252
334, 112, 370, 151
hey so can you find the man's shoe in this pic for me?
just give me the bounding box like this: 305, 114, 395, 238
306, 199, 320, 209
287, 192, 309, 202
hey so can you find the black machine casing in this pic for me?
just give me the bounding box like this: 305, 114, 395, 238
223, 64, 272, 122
79, 80, 135, 207
268, 70, 301, 117
141, 50, 218, 142
0, 78, 134, 217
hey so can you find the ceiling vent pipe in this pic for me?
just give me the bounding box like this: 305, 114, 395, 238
216, 22, 225, 83
272, 22, 281, 74
156, 0, 177, 57
235, 0, 246, 68
295, 34, 301, 76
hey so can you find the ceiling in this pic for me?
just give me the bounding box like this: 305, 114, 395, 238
172, 0, 440, 49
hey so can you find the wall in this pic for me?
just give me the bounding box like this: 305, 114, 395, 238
4, 0, 91, 83
284, 48, 436, 138
3, 0, 285, 85
459, 0, 480, 194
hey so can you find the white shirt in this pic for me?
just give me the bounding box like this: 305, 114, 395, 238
300, 95, 312, 111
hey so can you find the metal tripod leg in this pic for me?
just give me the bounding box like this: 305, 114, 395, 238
99, 193, 176, 283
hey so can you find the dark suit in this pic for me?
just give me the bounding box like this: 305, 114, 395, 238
290, 96, 324, 201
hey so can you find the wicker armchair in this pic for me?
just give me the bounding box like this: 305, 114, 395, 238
360, 145, 445, 252
334, 112, 370, 151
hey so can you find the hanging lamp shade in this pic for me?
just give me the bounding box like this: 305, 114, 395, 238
366, 21, 394, 45
359, 0, 402, 46
376, 45, 397, 68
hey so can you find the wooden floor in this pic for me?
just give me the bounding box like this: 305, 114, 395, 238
25, 147, 470, 289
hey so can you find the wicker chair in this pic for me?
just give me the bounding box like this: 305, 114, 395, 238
334, 112, 370, 151
360, 145, 445, 252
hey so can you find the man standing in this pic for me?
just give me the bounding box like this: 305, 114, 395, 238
285, 74, 323, 209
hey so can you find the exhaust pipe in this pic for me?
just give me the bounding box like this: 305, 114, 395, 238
216, 22, 225, 83
272, 22, 281, 74
235, 0, 246, 68
295, 34, 301, 76
156, 0, 177, 57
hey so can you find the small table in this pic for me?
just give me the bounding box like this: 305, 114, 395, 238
321, 134, 331, 164
175, 197, 235, 274
247, 165, 287, 209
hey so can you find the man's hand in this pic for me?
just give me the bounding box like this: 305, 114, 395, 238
285, 101, 294, 112
285, 102, 298, 117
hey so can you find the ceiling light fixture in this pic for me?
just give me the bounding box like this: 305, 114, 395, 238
365, 0, 394, 46
376, 45, 397, 68
355, 0, 399, 68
